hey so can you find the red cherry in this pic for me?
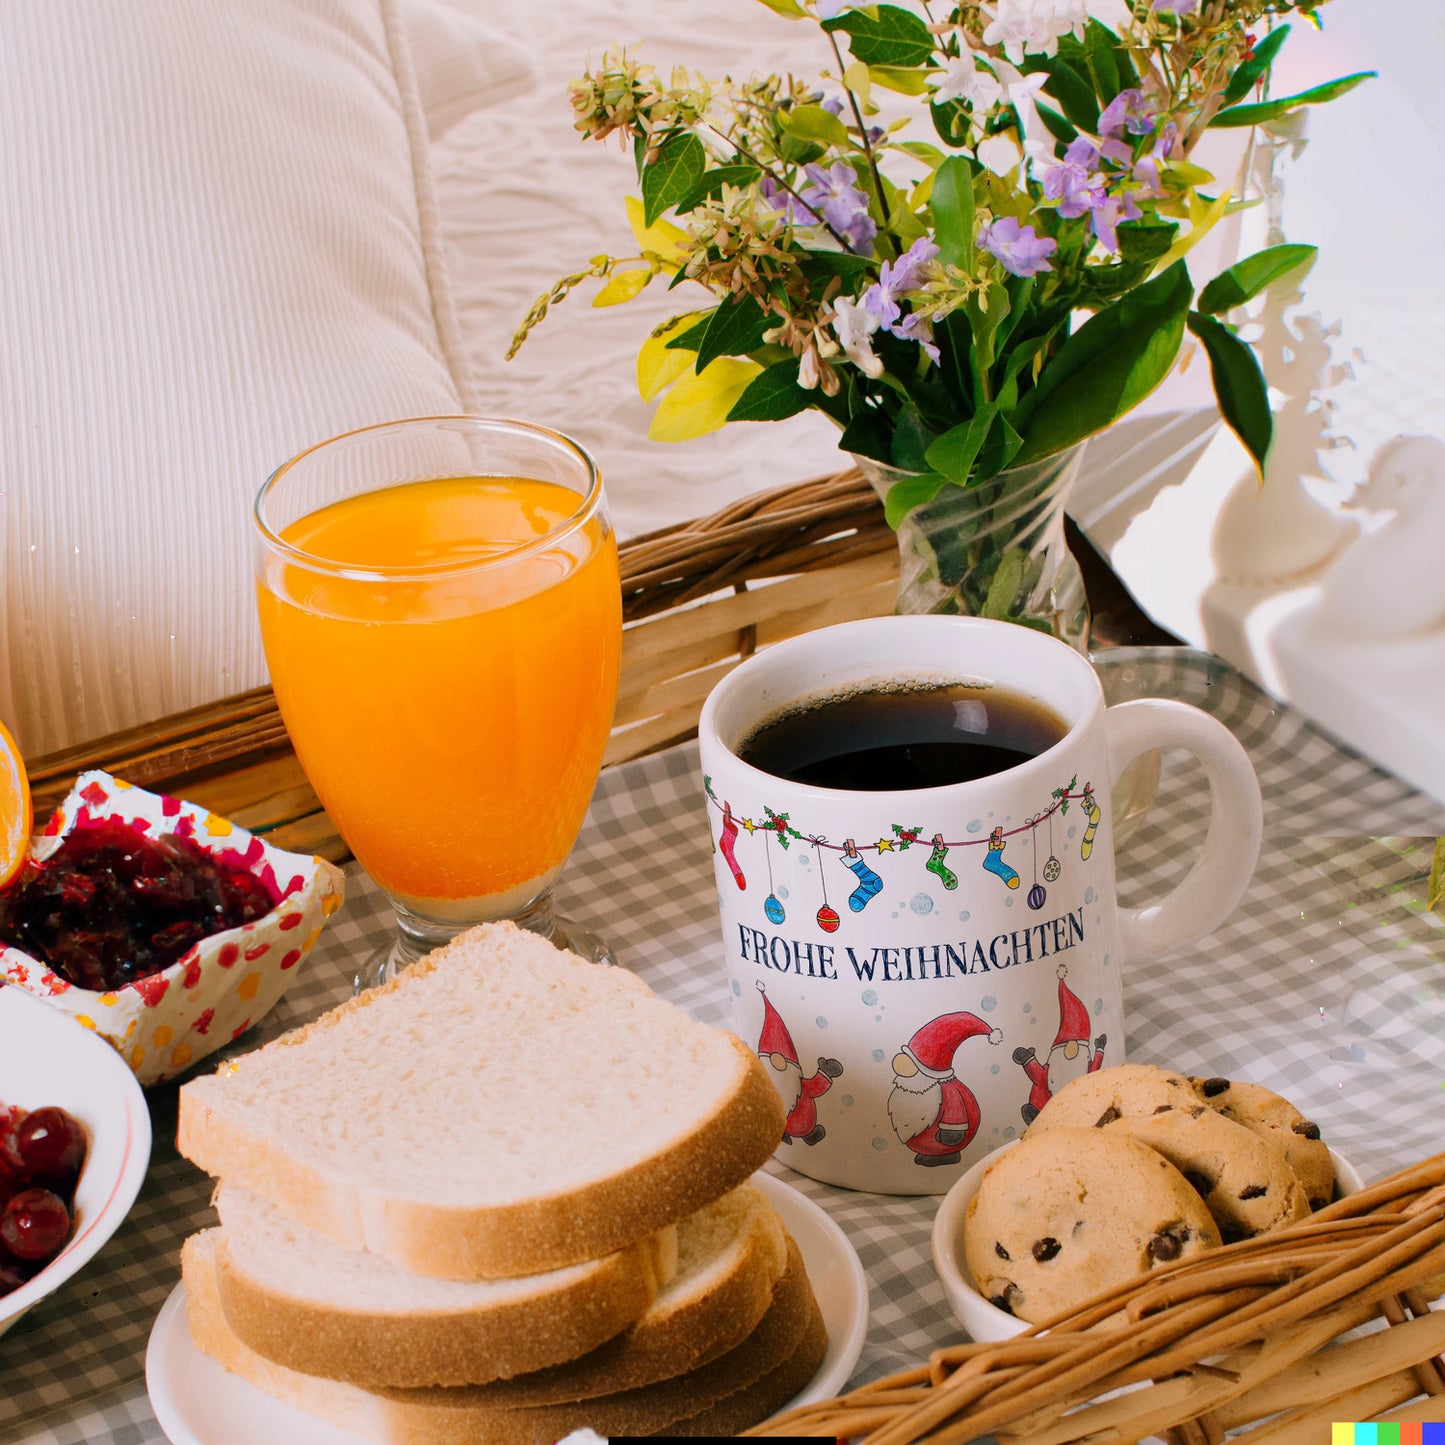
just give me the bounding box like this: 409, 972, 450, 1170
0, 1256, 31, 1297
0, 1187, 72, 1262
16, 1107, 86, 1189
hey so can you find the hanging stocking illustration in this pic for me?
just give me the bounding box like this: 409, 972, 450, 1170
762, 829, 784, 924
814, 840, 840, 933
1027, 817, 1046, 910
982, 826, 1020, 889
1043, 806, 1062, 882
925, 833, 958, 890
719, 803, 746, 890
842, 839, 883, 913
1080, 783, 1102, 861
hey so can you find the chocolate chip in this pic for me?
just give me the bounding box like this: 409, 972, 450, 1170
1152, 1104, 1174, 1114
994, 1241, 1010, 1261
1293, 1120, 1321, 1140
1095, 1105, 1121, 1126
1183, 1170, 1215, 1197
1032, 1237, 1061, 1262
1147, 1228, 1185, 1262
1239, 1183, 1268, 1200
989, 1283, 1021, 1316
1200, 1077, 1230, 1097
1188, 1104, 1207, 1117
1220, 1222, 1253, 1243
1309, 1196, 1328, 1212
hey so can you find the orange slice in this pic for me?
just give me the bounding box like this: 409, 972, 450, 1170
0, 719, 32, 888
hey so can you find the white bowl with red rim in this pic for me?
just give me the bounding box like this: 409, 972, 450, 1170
0, 982, 151, 1335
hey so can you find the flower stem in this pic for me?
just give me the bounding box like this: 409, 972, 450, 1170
826, 30, 896, 254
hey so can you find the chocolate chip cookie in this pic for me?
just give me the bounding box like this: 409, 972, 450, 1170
1193, 1076, 1335, 1210
963, 1126, 1221, 1325
1113, 1107, 1312, 1242
1026, 1062, 1203, 1132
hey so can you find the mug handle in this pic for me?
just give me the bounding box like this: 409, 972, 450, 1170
1105, 699, 1263, 965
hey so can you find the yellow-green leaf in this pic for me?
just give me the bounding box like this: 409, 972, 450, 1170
868, 64, 934, 96
1155, 189, 1234, 273
754, 0, 807, 16
648, 359, 762, 442
1429, 838, 1445, 916
592, 268, 653, 307
625, 195, 688, 264
843, 61, 873, 110
636, 318, 702, 401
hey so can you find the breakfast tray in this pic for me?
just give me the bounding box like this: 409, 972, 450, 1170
5, 637, 1445, 1444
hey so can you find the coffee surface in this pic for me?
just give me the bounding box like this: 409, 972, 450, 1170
738, 681, 1068, 791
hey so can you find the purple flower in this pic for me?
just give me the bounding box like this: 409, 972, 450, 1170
1153, 0, 1198, 13
979, 215, 1057, 277
893, 311, 940, 364
881, 237, 940, 294
1063, 135, 1101, 169
759, 175, 816, 227
1099, 88, 1157, 139
1042, 156, 1105, 218
1091, 192, 1142, 252
798, 161, 877, 254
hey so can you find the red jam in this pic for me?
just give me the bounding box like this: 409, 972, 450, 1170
0, 1102, 87, 1296
0, 819, 277, 991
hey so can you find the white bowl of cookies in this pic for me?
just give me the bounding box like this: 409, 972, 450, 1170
931, 1063, 1363, 1343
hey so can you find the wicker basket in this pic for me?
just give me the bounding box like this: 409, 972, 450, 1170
24, 466, 898, 859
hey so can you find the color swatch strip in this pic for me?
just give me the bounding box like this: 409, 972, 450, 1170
1332, 1424, 1445, 1444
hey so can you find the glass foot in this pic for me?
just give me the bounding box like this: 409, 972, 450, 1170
353, 913, 615, 995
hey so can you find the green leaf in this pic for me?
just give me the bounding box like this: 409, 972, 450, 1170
1034, 101, 1077, 148
665, 311, 715, 351
822, 5, 936, 68
695, 294, 771, 372
889, 406, 934, 473
780, 103, 852, 148
726, 357, 811, 422
1187, 311, 1273, 473
641, 131, 707, 226
1221, 24, 1291, 107
929, 156, 975, 270
1013, 260, 1192, 465
868, 64, 933, 96
895, 139, 946, 166
924, 404, 998, 487
839, 406, 894, 465
1211, 72, 1374, 128
1021, 54, 1099, 134
981, 548, 1029, 620
1197, 243, 1317, 314
1083, 21, 1120, 103
930, 99, 972, 148
883, 469, 950, 528
674, 164, 762, 213
1429, 838, 1445, 916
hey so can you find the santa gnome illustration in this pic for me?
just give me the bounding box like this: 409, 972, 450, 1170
1012, 964, 1107, 1125
754, 983, 842, 1147
888, 1011, 1002, 1167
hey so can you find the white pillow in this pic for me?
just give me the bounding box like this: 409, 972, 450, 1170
0, 0, 491, 759
403, 0, 537, 140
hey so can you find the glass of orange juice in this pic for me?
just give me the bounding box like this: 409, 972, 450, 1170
254, 417, 622, 988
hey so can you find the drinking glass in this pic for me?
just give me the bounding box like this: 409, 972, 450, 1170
254, 417, 622, 989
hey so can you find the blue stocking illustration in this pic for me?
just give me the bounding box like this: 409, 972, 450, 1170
983, 826, 1020, 889
925, 833, 958, 890
842, 840, 883, 912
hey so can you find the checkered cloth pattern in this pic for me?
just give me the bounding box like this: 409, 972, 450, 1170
4, 648, 1443, 1444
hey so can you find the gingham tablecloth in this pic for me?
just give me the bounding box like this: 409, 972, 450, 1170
5, 647, 1444, 1445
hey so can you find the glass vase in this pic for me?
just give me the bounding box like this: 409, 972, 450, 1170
856, 441, 1090, 653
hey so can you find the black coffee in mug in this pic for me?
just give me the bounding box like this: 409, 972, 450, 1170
738, 680, 1068, 791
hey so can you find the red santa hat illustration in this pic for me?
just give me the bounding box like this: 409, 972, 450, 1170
756, 983, 799, 1067
902, 1010, 1002, 1078
1053, 965, 1090, 1050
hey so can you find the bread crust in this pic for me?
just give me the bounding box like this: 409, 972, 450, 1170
213, 1222, 674, 1388
176, 929, 787, 1279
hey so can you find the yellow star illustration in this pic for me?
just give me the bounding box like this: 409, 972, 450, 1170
876, 838, 894, 852
742, 818, 756, 832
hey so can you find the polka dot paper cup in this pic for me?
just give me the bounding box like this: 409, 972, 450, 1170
0, 770, 345, 1085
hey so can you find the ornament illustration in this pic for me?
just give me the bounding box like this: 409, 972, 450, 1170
842, 839, 883, 912
982, 826, 1020, 889
925, 833, 958, 891
1080, 782, 1102, 861
719, 803, 745, 890
755, 983, 842, 1146
762, 825, 784, 925
813, 838, 840, 933
1013, 964, 1107, 1126
889, 1011, 1002, 1167
1026, 817, 1046, 909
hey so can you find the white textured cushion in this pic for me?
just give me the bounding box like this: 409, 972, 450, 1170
0, 0, 481, 757
403, 0, 537, 140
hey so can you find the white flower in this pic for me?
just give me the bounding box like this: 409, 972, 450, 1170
977, 133, 1024, 176
931, 55, 1003, 111
830, 296, 884, 378
981, 0, 1088, 63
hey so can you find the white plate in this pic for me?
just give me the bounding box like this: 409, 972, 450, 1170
146, 1169, 869, 1444
0, 983, 152, 1335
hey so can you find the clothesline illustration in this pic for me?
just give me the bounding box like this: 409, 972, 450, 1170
704, 775, 1102, 931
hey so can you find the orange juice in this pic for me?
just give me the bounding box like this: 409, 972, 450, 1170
256, 476, 621, 908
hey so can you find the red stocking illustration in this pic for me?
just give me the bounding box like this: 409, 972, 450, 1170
719, 803, 745, 890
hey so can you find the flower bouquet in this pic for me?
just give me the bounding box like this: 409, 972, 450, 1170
512, 0, 1368, 638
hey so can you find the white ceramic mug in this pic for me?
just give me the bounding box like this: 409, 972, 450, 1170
697, 617, 1262, 1194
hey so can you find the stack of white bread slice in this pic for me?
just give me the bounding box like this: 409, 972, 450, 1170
175, 922, 827, 1442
